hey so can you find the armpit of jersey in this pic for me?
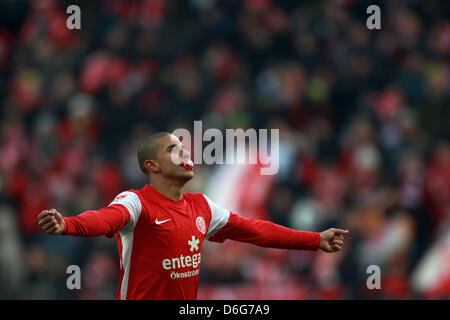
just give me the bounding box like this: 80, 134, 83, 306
202, 194, 230, 239
109, 191, 142, 231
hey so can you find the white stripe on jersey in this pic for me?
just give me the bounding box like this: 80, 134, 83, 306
109, 191, 142, 231
118, 230, 134, 300
109, 191, 142, 300
202, 194, 230, 239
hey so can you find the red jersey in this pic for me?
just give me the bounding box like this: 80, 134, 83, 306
62, 184, 320, 300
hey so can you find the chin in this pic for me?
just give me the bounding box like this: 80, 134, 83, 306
179, 171, 194, 182
184, 172, 194, 180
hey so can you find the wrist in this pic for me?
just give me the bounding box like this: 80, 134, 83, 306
317, 232, 323, 250
61, 217, 68, 235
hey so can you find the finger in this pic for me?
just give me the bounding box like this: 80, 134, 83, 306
38, 210, 52, 220
39, 216, 54, 226
46, 224, 59, 234
42, 220, 57, 231
50, 210, 63, 221
332, 229, 349, 236
331, 244, 342, 251
331, 239, 344, 246
42, 217, 58, 230
54, 211, 64, 222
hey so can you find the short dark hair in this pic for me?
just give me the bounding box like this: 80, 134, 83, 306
137, 132, 171, 175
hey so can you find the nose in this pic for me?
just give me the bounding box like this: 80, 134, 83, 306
180, 146, 190, 159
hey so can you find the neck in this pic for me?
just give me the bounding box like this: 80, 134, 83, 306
148, 177, 184, 201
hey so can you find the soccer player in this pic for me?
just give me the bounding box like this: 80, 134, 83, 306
38, 132, 349, 300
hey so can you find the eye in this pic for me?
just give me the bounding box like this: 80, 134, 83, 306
169, 144, 182, 152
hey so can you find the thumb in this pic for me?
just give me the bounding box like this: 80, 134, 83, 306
49, 209, 63, 222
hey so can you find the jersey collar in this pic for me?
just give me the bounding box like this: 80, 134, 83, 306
145, 184, 186, 208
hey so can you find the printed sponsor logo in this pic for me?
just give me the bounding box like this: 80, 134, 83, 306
170, 270, 200, 279
162, 253, 202, 270
162, 235, 202, 279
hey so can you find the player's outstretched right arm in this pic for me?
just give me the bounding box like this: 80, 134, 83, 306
38, 192, 141, 237
38, 205, 131, 237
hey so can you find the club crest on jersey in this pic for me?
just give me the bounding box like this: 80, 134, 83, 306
196, 216, 206, 234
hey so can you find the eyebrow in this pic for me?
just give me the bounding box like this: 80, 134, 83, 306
166, 143, 185, 151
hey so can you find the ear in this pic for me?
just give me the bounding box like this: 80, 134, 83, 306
144, 160, 160, 174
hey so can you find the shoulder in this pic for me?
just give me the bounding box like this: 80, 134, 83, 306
109, 189, 144, 229
110, 189, 141, 203
183, 192, 207, 201
109, 190, 143, 215
184, 192, 230, 217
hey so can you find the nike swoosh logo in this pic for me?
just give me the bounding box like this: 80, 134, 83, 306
155, 218, 171, 225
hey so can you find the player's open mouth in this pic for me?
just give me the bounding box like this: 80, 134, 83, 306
181, 159, 194, 170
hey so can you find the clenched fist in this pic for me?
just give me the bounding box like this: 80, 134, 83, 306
319, 228, 349, 252
38, 209, 66, 235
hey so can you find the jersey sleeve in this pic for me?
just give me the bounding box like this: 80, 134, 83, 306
62, 191, 142, 237
202, 194, 231, 239
107, 191, 142, 231
208, 212, 321, 251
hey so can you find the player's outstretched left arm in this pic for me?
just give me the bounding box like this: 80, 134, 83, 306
319, 228, 349, 253
208, 212, 348, 252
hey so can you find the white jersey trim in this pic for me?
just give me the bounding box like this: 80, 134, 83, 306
109, 191, 142, 300
109, 191, 142, 232
202, 194, 230, 239
118, 229, 134, 300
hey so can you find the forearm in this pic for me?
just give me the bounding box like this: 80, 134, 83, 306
62, 205, 131, 237
209, 213, 321, 251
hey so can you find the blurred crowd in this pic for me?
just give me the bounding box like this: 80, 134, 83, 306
0, 0, 449, 299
